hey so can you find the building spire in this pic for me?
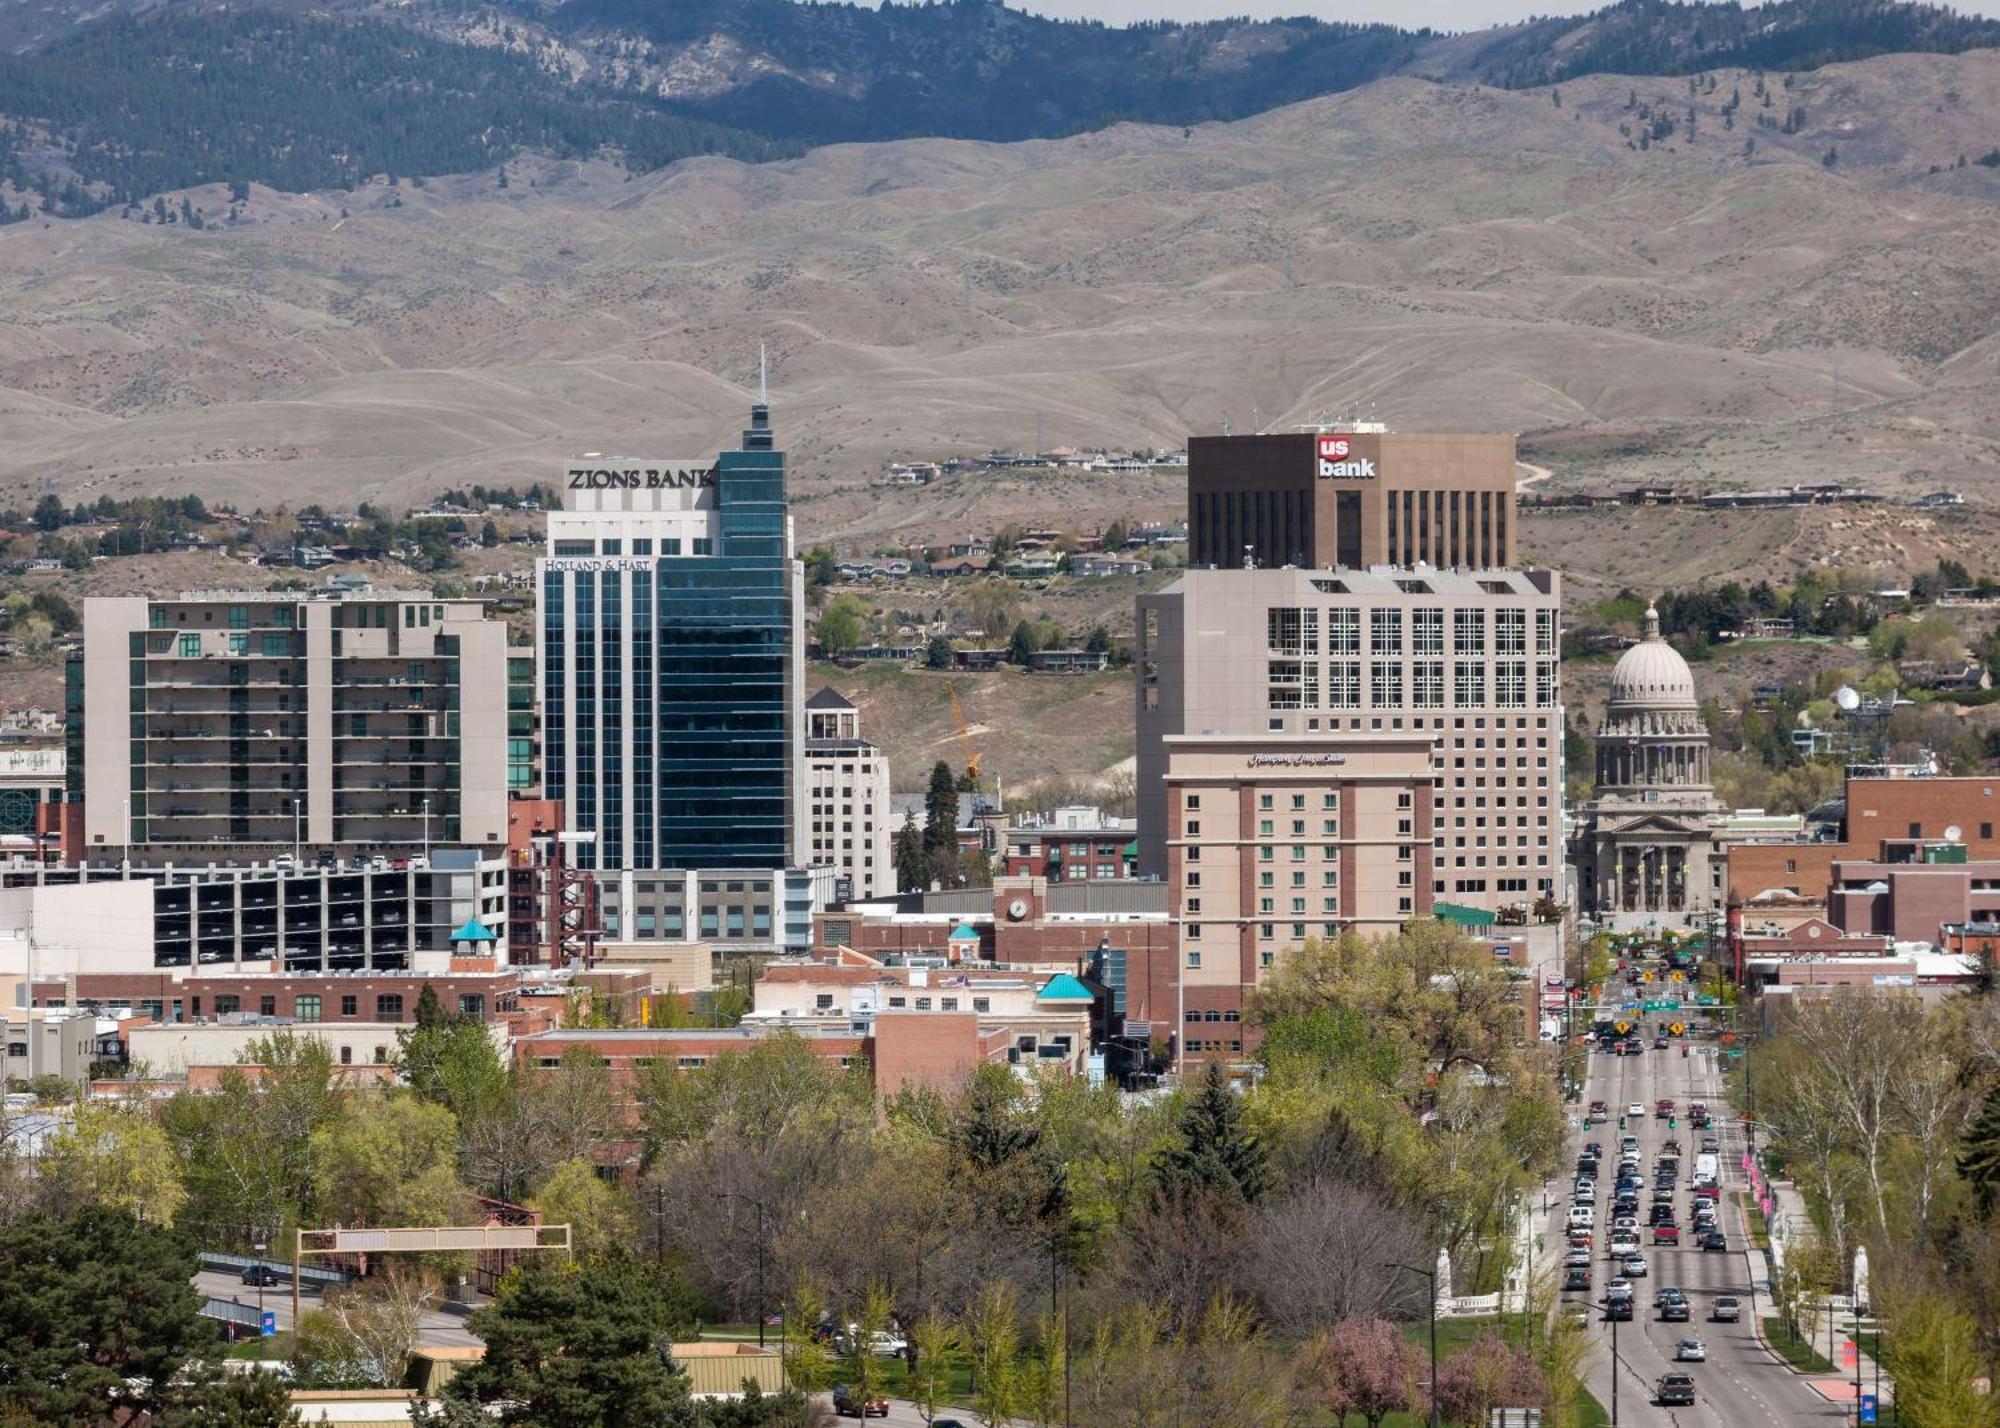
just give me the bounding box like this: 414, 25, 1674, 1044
758, 342, 768, 405
1644, 603, 1662, 640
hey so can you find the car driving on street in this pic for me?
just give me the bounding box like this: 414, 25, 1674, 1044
1655, 1373, 1697, 1407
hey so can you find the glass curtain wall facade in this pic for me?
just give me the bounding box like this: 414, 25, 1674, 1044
540, 403, 799, 874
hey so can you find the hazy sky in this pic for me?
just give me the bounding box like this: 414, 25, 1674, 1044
1009, 0, 2000, 28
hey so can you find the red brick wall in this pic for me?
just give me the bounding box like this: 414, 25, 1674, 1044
1843, 778, 2000, 859
871, 1012, 983, 1094
1728, 844, 1837, 908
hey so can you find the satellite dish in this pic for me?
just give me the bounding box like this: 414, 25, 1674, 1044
1835, 686, 1861, 712
1945, 825, 1963, 842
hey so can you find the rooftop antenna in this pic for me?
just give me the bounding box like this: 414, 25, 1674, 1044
758, 343, 768, 404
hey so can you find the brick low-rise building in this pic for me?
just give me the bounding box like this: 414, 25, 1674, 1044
1727, 773, 2000, 971
1001, 807, 1137, 883
514, 1015, 1036, 1100
746, 958, 1093, 1075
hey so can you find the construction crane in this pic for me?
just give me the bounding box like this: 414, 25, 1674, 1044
948, 681, 982, 791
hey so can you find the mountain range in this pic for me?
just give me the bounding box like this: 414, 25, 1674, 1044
0, 0, 1996, 210
1, 42, 1995, 534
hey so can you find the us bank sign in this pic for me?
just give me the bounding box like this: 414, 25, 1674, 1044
1315, 434, 1376, 479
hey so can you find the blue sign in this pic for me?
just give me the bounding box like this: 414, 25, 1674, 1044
261, 1310, 277, 1338
1859, 1394, 1877, 1424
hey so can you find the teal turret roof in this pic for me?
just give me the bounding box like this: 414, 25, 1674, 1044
1037, 973, 1095, 1003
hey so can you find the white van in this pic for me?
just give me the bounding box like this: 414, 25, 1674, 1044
1568, 1204, 1596, 1229
1693, 1152, 1719, 1187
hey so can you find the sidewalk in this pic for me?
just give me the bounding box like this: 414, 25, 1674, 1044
1747, 1169, 1892, 1407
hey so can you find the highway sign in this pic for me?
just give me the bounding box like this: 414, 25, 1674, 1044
1670, 971, 1686, 983
1696, 995, 1718, 1006
1614, 1020, 1632, 1034
1669, 1022, 1685, 1035
1642, 999, 1682, 1012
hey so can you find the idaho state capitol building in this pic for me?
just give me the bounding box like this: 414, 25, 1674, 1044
1573, 605, 1728, 922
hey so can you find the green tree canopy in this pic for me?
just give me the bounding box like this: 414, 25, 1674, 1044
0, 1207, 211, 1424
1154, 1061, 1269, 1204
419, 1257, 701, 1428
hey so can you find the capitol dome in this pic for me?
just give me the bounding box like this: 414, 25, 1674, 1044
1608, 606, 1698, 712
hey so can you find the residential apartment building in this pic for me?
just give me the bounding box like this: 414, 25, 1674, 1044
803, 688, 891, 899
1187, 428, 1517, 571
1136, 566, 1564, 914
75, 590, 510, 859
1002, 806, 1137, 883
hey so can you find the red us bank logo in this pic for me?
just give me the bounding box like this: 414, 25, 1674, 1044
1316, 433, 1374, 478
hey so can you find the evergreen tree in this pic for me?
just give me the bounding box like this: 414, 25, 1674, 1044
158, 1363, 301, 1426
924, 760, 959, 854
414, 981, 449, 1030
1007, 619, 1042, 666
925, 634, 954, 669
415, 1257, 700, 1428
1960, 1081, 2000, 1216
1153, 1060, 1268, 1204
0, 1207, 212, 1423
894, 812, 928, 892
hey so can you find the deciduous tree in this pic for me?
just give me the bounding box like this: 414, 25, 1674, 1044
42, 1103, 186, 1226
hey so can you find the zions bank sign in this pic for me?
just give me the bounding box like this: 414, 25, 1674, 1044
1315, 434, 1377, 480
565, 464, 717, 491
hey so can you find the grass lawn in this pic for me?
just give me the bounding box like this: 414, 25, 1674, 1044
1763, 1318, 1835, 1373
1737, 1194, 1770, 1250
223, 1331, 293, 1360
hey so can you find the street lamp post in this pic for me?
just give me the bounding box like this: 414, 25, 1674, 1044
730, 1194, 770, 1348
252, 1239, 268, 1360
1597, 1298, 1621, 1427
1387, 1261, 1439, 1428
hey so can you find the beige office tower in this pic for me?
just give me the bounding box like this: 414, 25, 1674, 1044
1137, 566, 1565, 916
79, 591, 511, 859
803, 687, 893, 900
